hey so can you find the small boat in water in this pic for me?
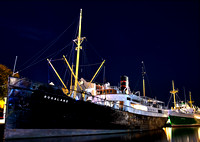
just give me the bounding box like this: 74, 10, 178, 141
4, 9, 168, 139
168, 80, 200, 127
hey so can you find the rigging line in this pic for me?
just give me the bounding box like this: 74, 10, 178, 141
63, 44, 75, 83
167, 93, 173, 108
70, 42, 76, 65
79, 62, 102, 67
19, 42, 71, 72
103, 65, 105, 84
132, 65, 142, 90
48, 63, 50, 83
50, 41, 72, 59
133, 74, 141, 91
80, 48, 91, 76
29, 34, 72, 67
62, 45, 74, 83
64, 62, 72, 86
86, 41, 104, 60
183, 86, 186, 103
19, 18, 77, 69
50, 59, 64, 62
133, 62, 144, 90
176, 94, 181, 102
142, 62, 153, 96
18, 42, 72, 73
73, 17, 79, 40
51, 41, 73, 59
19, 37, 58, 69
63, 63, 69, 84
65, 43, 75, 64
60, 63, 66, 83
67, 48, 73, 62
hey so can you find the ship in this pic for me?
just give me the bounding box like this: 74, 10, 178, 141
168, 80, 200, 127
4, 9, 168, 139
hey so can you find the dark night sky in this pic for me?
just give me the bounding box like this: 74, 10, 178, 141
0, 0, 199, 107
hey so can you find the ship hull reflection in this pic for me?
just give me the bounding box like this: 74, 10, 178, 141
164, 127, 200, 142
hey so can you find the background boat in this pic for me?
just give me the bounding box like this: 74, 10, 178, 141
168, 81, 200, 127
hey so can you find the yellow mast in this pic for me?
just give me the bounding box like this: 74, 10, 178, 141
142, 75, 145, 97
73, 9, 85, 99
170, 80, 178, 109
188, 91, 194, 108
142, 61, 146, 97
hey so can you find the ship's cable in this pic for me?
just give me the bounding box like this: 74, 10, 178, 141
18, 42, 72, 73
142, 61, 154, 97
86, 41, 104, 61
19, 17, 78, 70
167, 93, 173, 108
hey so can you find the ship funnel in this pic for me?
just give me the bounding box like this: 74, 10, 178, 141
120, 75, 129, 94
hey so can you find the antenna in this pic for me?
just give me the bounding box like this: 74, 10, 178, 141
12, 56, 18, 76
183, 86, 186, 103
103, 65, 106, 84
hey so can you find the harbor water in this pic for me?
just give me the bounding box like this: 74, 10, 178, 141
1, 125, 200, 142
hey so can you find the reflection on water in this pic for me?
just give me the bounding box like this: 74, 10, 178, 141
163, 127, 172, 141
198, 127, 200, 141
3, 127, 200, 142
164, 127, 200, 142
5, 130, 168, 142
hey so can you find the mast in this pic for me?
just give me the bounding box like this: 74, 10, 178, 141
142, 61, 146, 97
188, 91, 194, 108
73, 9, 85, 98
170, 80, 178, 109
